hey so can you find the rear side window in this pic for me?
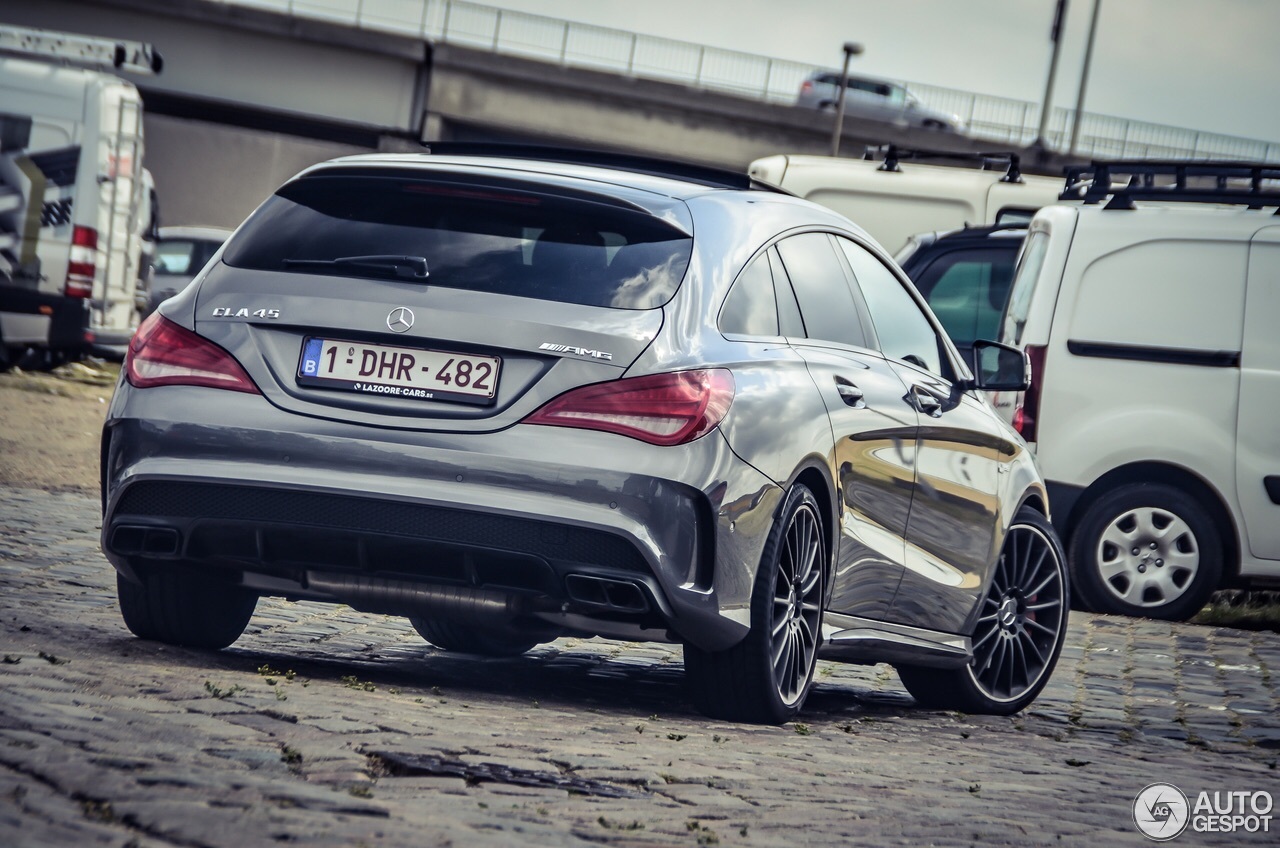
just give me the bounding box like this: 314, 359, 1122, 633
910, 247, 1016, 347
720, 254, 779, 336
222, 174, 693, 310
775, 233, 866, 348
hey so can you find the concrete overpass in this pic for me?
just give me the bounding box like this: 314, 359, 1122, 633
0, 0, 1047, 228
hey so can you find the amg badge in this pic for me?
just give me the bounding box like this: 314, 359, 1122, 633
539, 342, 613, 360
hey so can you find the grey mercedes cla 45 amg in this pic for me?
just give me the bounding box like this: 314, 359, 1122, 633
101, 149, 1068, 723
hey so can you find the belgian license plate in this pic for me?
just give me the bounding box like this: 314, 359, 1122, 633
297, 338, 500, 405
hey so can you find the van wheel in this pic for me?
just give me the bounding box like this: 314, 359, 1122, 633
409, 617, 540, 657
898, 507, 1068, 714
116, 571, 257, 649
1069, 483, 1221, 621
684, 484, 826, 724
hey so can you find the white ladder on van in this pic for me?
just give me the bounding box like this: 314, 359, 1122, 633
0, 24, 162, 76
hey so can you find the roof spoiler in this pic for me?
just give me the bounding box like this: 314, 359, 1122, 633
420, 141, 796, 195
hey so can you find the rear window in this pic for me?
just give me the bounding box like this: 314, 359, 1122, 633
155, 239, 223, 276
222, 174, 693, 310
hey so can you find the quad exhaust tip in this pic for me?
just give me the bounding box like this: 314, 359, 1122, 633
564, 574, 650, 613
110, 525, 181, 557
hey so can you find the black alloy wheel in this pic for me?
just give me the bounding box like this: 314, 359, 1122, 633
685, 483, 826, 723
898, 507, 1068, 715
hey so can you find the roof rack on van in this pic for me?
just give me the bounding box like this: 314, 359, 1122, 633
861, 144, 1024, 184
419, 142, 795, 195
1062, 160, 1280, 211
0, 24, 163, 75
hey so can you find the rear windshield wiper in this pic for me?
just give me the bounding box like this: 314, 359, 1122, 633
282, 255, 430, 280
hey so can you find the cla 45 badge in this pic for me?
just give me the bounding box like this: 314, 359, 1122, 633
211, 307, 280, 319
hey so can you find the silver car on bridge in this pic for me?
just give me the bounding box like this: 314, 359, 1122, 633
797, 71, 966, 133
101, 148, 1066, 722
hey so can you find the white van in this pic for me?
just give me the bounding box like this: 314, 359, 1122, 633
994, 161, 1280, 620
748, 150, 1063, 255
0, 26, 159, 364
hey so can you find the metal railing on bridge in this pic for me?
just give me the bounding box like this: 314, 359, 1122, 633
221, 0, 1280, 161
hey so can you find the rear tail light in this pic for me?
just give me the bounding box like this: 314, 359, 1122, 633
65, 226, 97, 298
1011, 344, 1046, 442
524, 369, 734, 446
126, 313, 259, 394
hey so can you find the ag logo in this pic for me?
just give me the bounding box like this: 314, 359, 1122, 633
1134, 783, 1190, 841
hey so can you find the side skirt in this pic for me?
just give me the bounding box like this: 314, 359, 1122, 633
819, 612, 971, 669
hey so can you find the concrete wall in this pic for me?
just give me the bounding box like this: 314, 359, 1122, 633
142, 114, 366, 229
425, 43, 963, 171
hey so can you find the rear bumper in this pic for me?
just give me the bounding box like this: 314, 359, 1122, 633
86, 324, 136, 359
101, 384, 781, 651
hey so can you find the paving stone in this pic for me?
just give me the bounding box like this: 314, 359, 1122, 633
2, 485, 1279, 847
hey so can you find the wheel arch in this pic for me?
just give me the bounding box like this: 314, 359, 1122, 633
1016, 487, 1049, 518
1064, 461, 1240, 584
783, 458, 839, 590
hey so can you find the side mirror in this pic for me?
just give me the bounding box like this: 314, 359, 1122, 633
971, 340, 1029, 391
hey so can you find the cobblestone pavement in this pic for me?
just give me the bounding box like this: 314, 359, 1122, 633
1, 486, 1278, 847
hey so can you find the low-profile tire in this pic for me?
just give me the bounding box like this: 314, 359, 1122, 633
116, 571, 257, 649
1069, 482, 1221, 621
684, 483, 826, 724
898, 507, 1069, 715
409, 617, 540, 657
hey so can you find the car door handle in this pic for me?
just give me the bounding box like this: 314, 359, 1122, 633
835, 378, 866, 408
908, 386, 943, 418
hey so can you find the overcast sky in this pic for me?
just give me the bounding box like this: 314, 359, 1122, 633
476, 0, 1280, 143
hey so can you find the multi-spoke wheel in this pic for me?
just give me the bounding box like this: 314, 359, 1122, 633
898, 507, 1069, 715
1071, 483, 1221, 621
685, 484, 826, 723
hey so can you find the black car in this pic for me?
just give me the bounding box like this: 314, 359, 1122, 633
896, 223, 1027, 370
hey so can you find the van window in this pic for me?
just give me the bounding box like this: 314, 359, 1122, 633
1002, 230, 1050, 345
838, 239, 945, 375
775, 233, 866, 348
912, 247, 1015, 347
994, 208, 1037, 226
720, 254, 779, 336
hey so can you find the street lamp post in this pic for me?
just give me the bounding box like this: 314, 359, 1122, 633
830, 40, 864, 157
1068, 0, 1103, 156
1035, 0, 1068, 149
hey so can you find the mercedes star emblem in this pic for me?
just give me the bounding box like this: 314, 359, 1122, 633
387, 306, 414, 333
